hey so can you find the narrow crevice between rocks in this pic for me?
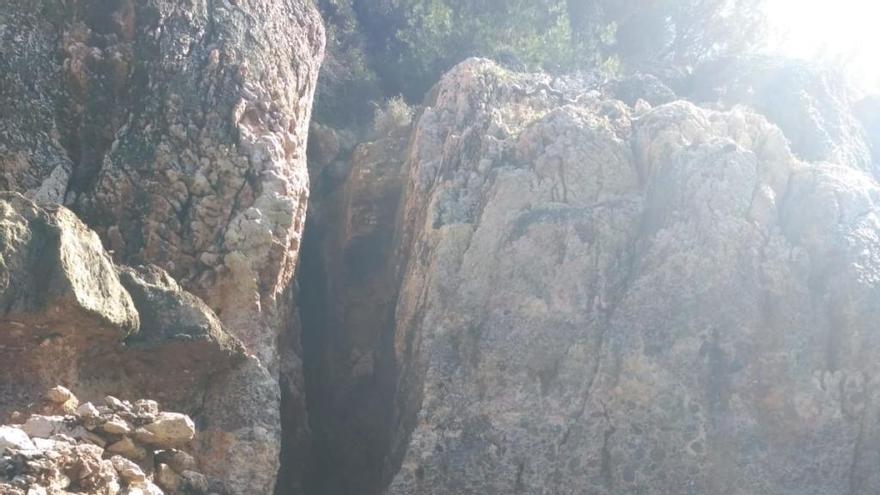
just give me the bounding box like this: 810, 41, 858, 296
290, 214, 400, 495
279, 126, 416, 495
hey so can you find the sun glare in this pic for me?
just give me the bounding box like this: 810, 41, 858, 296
764, 0, 880, 93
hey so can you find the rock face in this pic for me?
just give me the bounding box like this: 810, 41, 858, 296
686, 57, 875, 176
4, 0, 880, 492
299, 59, 880, 494
384, 59, 880, 494
0, 0, 324, 493
0, 387, 207, 495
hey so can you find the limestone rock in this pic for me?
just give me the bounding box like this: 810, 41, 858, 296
0, 427, 33, 453
110, 457, 146, 483
102, 419, 131, 436
21, 417, 72, 440
106, 438, 147, 463
117, 265, 246, 375
0, 0, 324, 491
76, 403, 100, 419
44, 387, 73, 405
136, 414, 195, 448
301, 58, 880, 495
1, 387, 207, 495
687, 56, 874, 175
0, 193, 139, 336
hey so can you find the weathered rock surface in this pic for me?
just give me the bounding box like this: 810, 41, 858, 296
380, 58, 880, 494
298, 58, 880, 494
0, 0, 324, 492
0, 192, 138, 416
686, 56, 875, 176
0, 193, 244, 403
0, 192, 139, 340
855, 95, 880, 167
0, 194, 247, 490
0, 387, 207, 495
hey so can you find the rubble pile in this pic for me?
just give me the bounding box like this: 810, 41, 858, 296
0, 387, 208, 495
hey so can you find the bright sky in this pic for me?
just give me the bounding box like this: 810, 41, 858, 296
764, 0, 880, 94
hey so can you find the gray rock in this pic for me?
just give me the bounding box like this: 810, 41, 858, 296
103, 397, 129, 413
21, 416, 69, 440
110, 456, 146, 483
132, 401, 158, 417
75, 403, 100, 419
0, 426, 34, 453
43, 387, 73, 405
136, 413, 195, 447
101, 419, 131, 436
0, 193, 139, 336
116, 265, 246, 376
106, 438, 148, 462
180, 470, 209, 493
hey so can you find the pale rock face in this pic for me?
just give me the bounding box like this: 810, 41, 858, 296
687, 57, 875, 177
365, 59, 880, 494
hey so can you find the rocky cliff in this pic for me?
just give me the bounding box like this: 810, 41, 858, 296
303, 59, 880, 494
3, 2, 880, 494
0, 0, 323, 493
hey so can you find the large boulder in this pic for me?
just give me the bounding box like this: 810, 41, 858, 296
0, 192, 139, 340
0, 193, 138, 415
116, 265, 246, 375
0, 194, 245, 426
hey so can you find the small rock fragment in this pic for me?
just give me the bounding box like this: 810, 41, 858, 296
155, 463, 181, 492
76, 402, 100, 419
44, 386, 73, 404
104, 396, 130, 412
111, 456, 147, 483
106, 437, 148, 461
181, 470, 209, 492
132, 400, 159, 416
0, 425, 35, 453
102, 418, 132, 435
137, 413, 195, 447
